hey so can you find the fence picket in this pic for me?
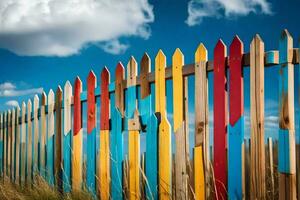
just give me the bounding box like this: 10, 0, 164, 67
194, 43, 208, 200
278, 29, 296, 199
87, 71, 97, 194
11, 109, 15, 181
155, 50, 172, 199
126, 57, 140, 200
20, 103, 26, 184
115, 62, 125, 116
213, 39, 228, 200
99, 67, 110, 200
33, 95, 39, 178
63, 81, 72, 192
140, 53, 151, 124
72, 77, 83, 191
40, 92, 47, 178
4, 111, 7, 177
47, 90, 55, 185
228, 36, 244, 200
55, 86, 63, 192
15, 106, 20, 184
26, 101, 32, 184
250, 34, 266, 199
0, 113, 3, 176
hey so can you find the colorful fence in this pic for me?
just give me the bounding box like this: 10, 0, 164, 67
0, 29, 300, 200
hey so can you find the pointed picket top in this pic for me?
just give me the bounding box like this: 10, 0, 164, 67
195, 43, 208, 62
74, 76, 82, 91
16, 105, 20, 113
230, 35, 244, 55
87, 71, 96, 134
74, 76, 82, 136
115, 62, 125, 116
101, 66, 110, 130
279, 29, 293, 63
88, 70, 97, 87
155, 50, 166, 70
56, 86, 63, 95
172, 48, 184, 132
33, 95, 39, 112
41, 92, 47, 105
141, 52, 151, 99
127, 56, 137, 87
21, 102, 26, 115
155, 49, 167, 117
251, 34, 264, 49
27, 99, 32, 111
48, 89, 54, 102
214, 39, 226, 56
64, 81, 72, 98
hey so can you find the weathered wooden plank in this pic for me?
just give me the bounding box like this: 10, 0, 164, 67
11, 108, 15, 181
47, 90, 55, 185
20, 103, 26, 185
172, 48, 187, 199
213, 39, 228, 200
26, 101, 32, 184
194, 43, 209, 200
146, 113, 158, 200
127, 56, 140, 200
110, 107, 123, 200
140, 53, 151, 125
155, 50, 172, 199
3, 111, 7, 177
87, 71, 97, 194
33, 95, 39, 178
63, 81, 72, 192
250, 34, 266, 200
55, 86, 63, 192
72, 77, 83, 191
228, 35, 244, 200
115, 62, 125, 116
278, 29, 296, 199
40, 92, 47, 178
15, 106, 20, 184
267, 138, 275, 199
99, 67, 111, 200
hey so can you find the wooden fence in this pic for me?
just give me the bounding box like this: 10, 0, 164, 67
0, 29, 300, 200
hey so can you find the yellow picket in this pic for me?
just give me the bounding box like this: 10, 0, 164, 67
155, 50, 172, 199
100, 130, 110, 200
194, 43, 208, 200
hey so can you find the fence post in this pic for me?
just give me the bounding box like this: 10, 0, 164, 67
155, 50, 172, 199
228, 36, 244, 200
86, 71, 97, 195
40, 92, 47, 178
278, 29, 296, 199
267, 137, 275, 199
250, 34, 266, 199
15, 106, 20, 184
99, 67, 111, 200
33, 95, 39, 179
0, 113, 3, 176
127, 57, 141, 200
173, 48, 188, 200
55, 86, 63, 192
26, 101, 32, 184
72, 77, 83, 191
11, 108, 15, 181
3, 112, 7, 177
213, 39, 228, 200
47, 90, 55, 185
20, 102, 26, 185
194, 43, 209, 200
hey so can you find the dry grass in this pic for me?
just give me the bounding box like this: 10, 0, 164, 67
0, 176, 93, 200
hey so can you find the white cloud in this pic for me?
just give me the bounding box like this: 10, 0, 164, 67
0, 0, 154, 56
0, 87, 43, 97
5, 100, 19, 107
0, 82, 16, 90
186, 0, 272, 26
99, 40, 129, 55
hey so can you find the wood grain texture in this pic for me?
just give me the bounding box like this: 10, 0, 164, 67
0, 113, 3, 176
278, 29, 296, 199
63, 81, 72, 192
99, 67, 111, 200
126, 56, 140, 200
47, 90, 55, 185
194, 43, 209, 200
250, 34, 266, 200
213, 39, 228, 200
33, 95, 39, 177
26, 101, 32, 183
72, 77, 83, 191
3, 112, 7, 177
55, 86, 63, 192
40, 92, 47, 178
115, 62, 125, 116
267, 138, 275, 199
155, 50, 167, 118
15, 106, 20, 184
20, 103, 26, 184
11, 109, 15, 181
228, 36, 244, 200
140, 53, 151, 99
87, 71, 97, 194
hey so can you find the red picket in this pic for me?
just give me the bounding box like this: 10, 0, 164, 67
74, 77, 82, 136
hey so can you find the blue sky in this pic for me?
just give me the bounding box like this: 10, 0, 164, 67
0, 0, 300, 144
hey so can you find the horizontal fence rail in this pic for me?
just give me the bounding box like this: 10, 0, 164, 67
0, 29, 300, 200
